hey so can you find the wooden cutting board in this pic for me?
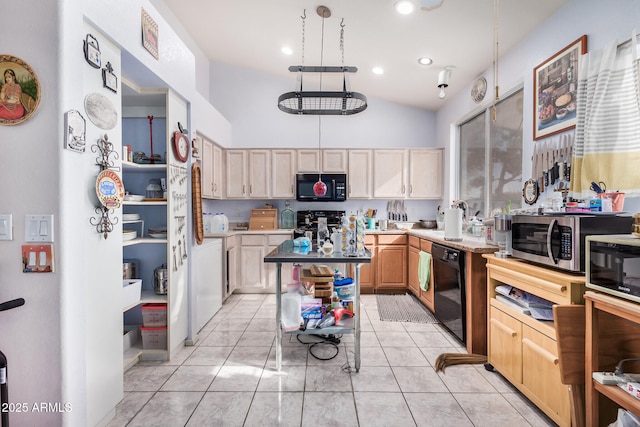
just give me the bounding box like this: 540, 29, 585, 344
310, 265, 333, 277
300, 269, 333, 283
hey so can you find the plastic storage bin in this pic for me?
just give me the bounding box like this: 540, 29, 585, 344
335, 284, 355, 299
122, 279, 142, 309
140, 327, 167, 350
141, 303, 167, 327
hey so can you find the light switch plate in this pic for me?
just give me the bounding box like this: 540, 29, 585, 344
22, 244, 54, 273
24, 214, 54, 242
0, 214, 12, 240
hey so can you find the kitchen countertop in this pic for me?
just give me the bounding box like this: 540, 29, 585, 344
205, 228, 498, 253
366, 228, 498, 253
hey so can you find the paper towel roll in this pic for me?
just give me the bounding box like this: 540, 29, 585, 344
444, 208, 463, 241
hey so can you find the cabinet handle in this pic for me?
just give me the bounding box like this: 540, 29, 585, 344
522, 338, 559, 365
490, 318, 517, 337
214, 183, 217, 192
250, 185, 253, 194
409, 185, 413, 194
243, 185, 246, 194
291, 185, 293, 193
402, 185, 405, 194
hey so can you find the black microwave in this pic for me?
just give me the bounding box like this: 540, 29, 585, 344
296, 173, 347, 202
511, 214, 632, 272
587, 234, 640, 303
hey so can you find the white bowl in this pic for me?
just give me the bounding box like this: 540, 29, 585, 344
392, 222, 415, 230
124, 195, 145, 202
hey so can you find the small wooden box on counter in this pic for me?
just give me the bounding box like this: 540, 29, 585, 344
249, 208, 278, 230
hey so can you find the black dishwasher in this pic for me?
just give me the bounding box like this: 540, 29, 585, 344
432, 243, 466, 344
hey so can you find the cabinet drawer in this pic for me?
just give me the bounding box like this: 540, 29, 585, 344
489, 305, 522, 383
364, 235, 376, 246
521, 325, 569, 423
420, 239, 432, 252
251, 209, 277, 217
409, 235, 420, 248
249, 218, 277, 230
241, 235, 266, 246
378, 234, 407, 245
268, 234, 291, 246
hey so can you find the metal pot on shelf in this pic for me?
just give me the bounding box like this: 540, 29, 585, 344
154, 264, 168, 295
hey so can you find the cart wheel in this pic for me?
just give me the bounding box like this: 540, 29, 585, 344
483, 363, 494, 372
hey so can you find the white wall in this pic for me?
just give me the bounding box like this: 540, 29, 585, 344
0, 1, 64, 426
209, 61, 437, 150
436, 0, 640, 213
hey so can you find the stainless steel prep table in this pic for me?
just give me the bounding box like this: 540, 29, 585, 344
264, 240, 371, 371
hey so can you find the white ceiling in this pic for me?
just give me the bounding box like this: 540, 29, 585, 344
161, 0, 567, 111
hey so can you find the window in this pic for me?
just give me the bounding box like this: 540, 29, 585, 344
459, 88, 523, 217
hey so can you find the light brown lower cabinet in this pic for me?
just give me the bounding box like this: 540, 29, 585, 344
407, 236, 434, 311
377, 234, 407, 289
484, 254, 585, 427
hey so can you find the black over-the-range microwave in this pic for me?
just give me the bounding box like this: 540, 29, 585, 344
296, 173, 347, 202
510, 214, 632, 272
587, 234, 640, 303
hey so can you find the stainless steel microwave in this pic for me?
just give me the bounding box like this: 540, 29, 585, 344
296, 173, 347, 202
587, 234, 640, 303
511, 214, 632, 272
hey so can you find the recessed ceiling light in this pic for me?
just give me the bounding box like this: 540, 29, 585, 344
281, 46, 293, 55
418, 57, 433, 66
394, 0, 416, 15
372, 67, 384, 75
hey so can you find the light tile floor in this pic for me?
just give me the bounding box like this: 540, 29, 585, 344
108, 294, 557, 426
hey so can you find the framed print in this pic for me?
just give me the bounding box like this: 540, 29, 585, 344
102, 62, 117, 93
64, 110, 86, 153
0, 55, 40, 126
142, 8, 159, 60
534, 35, 587, 140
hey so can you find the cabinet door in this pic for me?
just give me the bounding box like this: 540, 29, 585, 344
419, 240, 434, 310
297, 149, 320, 172
488, 305, 522, 384
377, 236, 407, 288
521, 325, 570, 423
201, 137, 214, 199
238, 245, 266, 290
212, 144, 223, 199
225, 150, 247, 198
348, 150, 373, 199
408, 243, 420, 295
408, 149, 443, 199
359, 235, 376, 293
373, 150, 407, 198
265, 234, 293, 291
248, 150, 270, 198
271, 149, 296, 199
322, 149, 347, 172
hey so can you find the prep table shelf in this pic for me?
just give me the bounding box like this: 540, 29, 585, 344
264, 241, 371, 371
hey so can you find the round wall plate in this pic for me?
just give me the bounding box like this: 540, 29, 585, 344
522, 178, 539, 205
471, 77, 487, 103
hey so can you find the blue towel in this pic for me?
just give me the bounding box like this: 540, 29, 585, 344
418, 251, 431, 291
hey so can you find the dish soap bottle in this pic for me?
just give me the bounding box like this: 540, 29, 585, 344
280, 200, 294, 229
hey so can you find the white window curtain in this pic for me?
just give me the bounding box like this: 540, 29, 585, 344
571, 33, 640, 198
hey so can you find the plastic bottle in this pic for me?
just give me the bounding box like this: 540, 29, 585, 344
219, 213, 229, 232
202, 213, 208, 233
331, 291, 340, 309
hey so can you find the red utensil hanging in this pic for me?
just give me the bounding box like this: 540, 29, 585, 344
147, 115, 154, 164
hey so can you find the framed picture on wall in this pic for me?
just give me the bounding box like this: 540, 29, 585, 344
142, 8, 159, 60
533, 35, 587, 140
0, 55, 40, 126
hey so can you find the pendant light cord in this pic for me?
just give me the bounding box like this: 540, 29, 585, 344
492, 0, 499, 121
318, 12, 326, 179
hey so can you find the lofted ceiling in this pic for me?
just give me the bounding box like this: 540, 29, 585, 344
160, 0, 567, 111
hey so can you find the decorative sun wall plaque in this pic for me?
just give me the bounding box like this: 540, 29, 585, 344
141, 8, 159, 60
0, 54, 41, 126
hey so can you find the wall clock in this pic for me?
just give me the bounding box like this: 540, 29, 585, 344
471, 77, 487, 103
173, 131, 189, 163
